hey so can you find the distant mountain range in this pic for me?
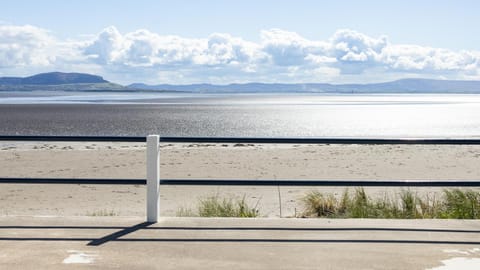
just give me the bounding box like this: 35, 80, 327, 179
1, 72, 480, 93
129, 79, 480, 93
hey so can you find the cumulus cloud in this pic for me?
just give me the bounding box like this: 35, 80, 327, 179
0, 24, 89, 76
0, 24, 56, 67
83, 27, 266, 69
1, 23, 479, 83
260, 28, 331, 67
382, 45, 479, 75
84, 26, 126, 65
331, 29, 387, 62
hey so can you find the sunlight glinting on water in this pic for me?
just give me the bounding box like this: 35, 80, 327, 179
1, 93, 480, 138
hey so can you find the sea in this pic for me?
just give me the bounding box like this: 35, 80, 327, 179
1, 91, 480, 138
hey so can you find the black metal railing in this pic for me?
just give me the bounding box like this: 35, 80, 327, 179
160, 137, 480, 145
0, 135, 146, 142
1, 135, 480, 187
2, 135, 480, 144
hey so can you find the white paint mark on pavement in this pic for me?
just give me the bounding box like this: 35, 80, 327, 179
443, 248, 480, 256
468, 248, 480, 254
427, 258, 480, 270
442, 249, 470, 255
62, 250, 97, 264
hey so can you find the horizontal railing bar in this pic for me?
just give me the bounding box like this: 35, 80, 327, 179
0, 178, 146, 185
0, 135, 146, 142
159, 179, 480, 187
1, 135, 480, 144
2, 178, 480, 187
160, 137, 480, 145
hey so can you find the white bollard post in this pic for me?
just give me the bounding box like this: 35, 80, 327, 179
146, 135, 160, 222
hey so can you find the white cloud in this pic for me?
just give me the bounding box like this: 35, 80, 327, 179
0, 24, 56, 67
84, 26, 129, 65
1, 23, 479, 83
331, 29, 387, 61
260, 28, 329, 66
382, 44, 480, 74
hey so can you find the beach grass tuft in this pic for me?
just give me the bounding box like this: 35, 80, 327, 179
441, 189, 480, 219
86, 209, 118, 217
301, 188, 480, 219
177, 194, 260, 218
176, 207, 197, 217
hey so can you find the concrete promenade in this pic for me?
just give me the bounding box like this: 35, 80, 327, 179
1, 216, 480, 269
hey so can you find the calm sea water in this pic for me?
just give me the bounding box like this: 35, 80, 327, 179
0, 92, 479, 138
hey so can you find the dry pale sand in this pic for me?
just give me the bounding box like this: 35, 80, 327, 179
1, 142, 480, 217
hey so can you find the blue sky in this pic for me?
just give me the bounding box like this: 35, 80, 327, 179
1, 0, 479, 84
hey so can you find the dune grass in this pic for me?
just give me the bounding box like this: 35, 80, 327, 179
86, 209, 118, 217
177, 189, 479, 219
177, 195, 260, 217
301, 188, 480, 219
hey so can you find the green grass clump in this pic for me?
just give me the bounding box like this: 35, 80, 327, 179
301, 188, 480, 219
86, 209, 118, 216
302, 188, 397, 218
441, 189, 480, 219
176, 207, 196, 217
302, 191, 339, 217
177, 195, 260, 218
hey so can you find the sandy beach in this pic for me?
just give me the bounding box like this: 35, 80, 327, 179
1, 142, 480, 217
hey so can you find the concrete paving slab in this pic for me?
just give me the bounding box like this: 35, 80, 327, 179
0, 216, 479, 269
